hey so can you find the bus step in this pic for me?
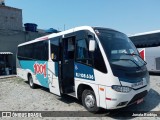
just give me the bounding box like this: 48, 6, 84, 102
67, 92, 76, 97
64, 86, 75, 93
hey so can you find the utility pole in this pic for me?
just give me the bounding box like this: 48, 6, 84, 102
64, 24, 65, 31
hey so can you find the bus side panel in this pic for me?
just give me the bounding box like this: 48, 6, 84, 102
74, 63, 120, 109
93, 70, 113, 109
145, 54, 156, 71
98, 85, 107, 109
17, 68, 28, 81
139, 48, 156, 72
19, 60, 49, 88
48, 60, 61, 96
144, 46, 160, 73
17, 57, 28, 81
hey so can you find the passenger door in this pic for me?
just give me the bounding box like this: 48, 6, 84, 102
48, 38, 61, 96
61, 36, 75, 93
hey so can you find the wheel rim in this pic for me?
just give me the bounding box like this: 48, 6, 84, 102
85, 94, 95, 108
29, 77, 33, 86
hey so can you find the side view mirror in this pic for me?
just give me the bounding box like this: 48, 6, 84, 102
89, 40, 96, 52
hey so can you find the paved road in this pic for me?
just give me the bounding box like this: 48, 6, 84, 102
0, 75, 159, 119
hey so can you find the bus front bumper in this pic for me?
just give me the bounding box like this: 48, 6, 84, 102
105, 84, 150, 109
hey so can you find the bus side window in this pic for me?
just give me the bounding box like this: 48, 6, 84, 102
63, 37, 75, 60
93, 43, 107, 73
76, 39, 92, 66
32, 41, 48, 61
50, 38, 59, 62
17, 46, 25, 60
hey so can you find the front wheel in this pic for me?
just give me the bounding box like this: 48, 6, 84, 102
29, 75, 36, 89
82, 89, 100, 113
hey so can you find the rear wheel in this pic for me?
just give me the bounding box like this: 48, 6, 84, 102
82, 89, 100, 113
28, 75, 36, 89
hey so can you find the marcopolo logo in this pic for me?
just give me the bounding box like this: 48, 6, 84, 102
33, 62, 47, 78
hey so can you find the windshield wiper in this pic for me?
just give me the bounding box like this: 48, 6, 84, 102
124, 53, 147, 65
112, 58, 141, 68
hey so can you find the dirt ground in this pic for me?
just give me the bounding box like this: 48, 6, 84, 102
0, 74, 159, 119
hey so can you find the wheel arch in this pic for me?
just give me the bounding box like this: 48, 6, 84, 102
77, 83, 99, 104
27, 72, 32, 81
77, 83, 101, 112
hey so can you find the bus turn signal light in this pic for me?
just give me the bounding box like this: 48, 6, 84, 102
99, 88, 104, 91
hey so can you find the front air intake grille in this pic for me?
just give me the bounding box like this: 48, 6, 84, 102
128, 90, 148, 105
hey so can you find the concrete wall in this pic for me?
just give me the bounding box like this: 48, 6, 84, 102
0, 29, 47, 73
0, 6, 22, 31
0, 5, 48, 74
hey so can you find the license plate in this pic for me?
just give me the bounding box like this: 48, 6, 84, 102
137, 98, 143, 104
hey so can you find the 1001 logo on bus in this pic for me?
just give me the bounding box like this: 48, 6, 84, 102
33, 62, 47, 78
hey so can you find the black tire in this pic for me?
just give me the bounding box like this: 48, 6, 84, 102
28, 75, 36, 89
82, 89, 100, 113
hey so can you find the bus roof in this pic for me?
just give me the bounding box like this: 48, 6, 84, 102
129, 30, 160, 48
129, 30, 160, 37
18, 26, 95, 47
18, 26, 123, 47
93, 27, 122, 33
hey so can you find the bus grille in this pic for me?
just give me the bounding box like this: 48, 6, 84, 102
128, 90, 148, 105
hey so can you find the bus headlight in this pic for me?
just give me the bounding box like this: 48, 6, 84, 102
111, 85, 132, 93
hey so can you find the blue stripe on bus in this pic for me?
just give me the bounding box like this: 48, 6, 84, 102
19, 60, 49, 88
74, 62, 95, 81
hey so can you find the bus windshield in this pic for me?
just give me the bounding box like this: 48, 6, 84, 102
94, 28, 146, 68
